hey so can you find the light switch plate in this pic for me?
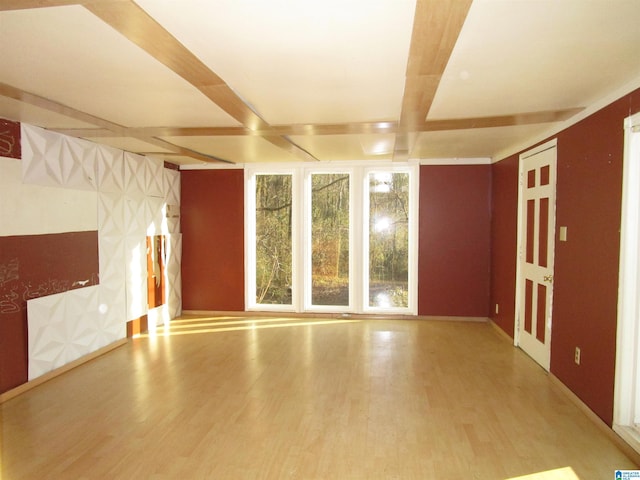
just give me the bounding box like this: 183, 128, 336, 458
559, 226, 568, 242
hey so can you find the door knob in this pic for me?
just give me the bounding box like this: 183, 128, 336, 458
543, 275, 554, 283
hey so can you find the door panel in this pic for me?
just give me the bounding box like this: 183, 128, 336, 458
518, 143, 556, 370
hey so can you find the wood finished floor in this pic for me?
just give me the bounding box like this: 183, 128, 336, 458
1, 316, 636, 479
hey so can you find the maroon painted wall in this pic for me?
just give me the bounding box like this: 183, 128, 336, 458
181, 169, 245, 311
489, 88, 640, 425
551, 90, 640, 425
0, 118, 21, 159
0, 231, 99, 393
489, 157, 519, 337
418, 164, 491, 317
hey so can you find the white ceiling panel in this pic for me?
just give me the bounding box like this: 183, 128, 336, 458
0, 97, 96, 129
82, 137, 174, 155
429, 0, 640, 120
412, 124, 558, 159
136, 0, 416, 125
291, 134, 396, 161
1, 0, 640, 164
0, 6, 240, 128
161, 136, 300, 164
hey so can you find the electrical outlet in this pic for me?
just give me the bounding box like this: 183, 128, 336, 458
495, 303, 499, 314
574, 347, 581, 365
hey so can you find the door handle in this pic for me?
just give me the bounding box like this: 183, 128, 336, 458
543, 275, 554, 283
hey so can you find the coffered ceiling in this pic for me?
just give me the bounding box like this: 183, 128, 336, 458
1, 0, 639, 165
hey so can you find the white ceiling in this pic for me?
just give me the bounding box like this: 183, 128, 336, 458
1, 0, 639, 165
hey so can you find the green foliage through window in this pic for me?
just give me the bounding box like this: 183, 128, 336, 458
255, 174, 292, 305
311, 174, 350, 306
369, 172, 409, 308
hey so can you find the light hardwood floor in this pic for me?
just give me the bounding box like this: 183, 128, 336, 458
1, 316, 636, 479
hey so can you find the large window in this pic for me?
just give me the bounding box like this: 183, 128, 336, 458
254, 174, 293, 305
310, 173, 350, 307
246, 163, 417, 314
366, 172, 410, 309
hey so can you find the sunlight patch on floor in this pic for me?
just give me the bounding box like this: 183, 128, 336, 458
506, 466, 581, 480
139, 318, 361, 337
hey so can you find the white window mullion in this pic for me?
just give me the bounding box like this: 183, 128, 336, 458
291, 169, 303, 312
245, 161, 417, 316
302, 170, 313, 311
351, 166, 364, 314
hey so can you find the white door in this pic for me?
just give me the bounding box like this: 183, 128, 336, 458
516, 140, 557, 371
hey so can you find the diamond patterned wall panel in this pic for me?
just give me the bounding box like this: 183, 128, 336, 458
164, 168, 180, 206
28, 286, 101, 380
124, 196, 147, 237
125, 236, 148, 321
167, 233, 182, 319
97, 236, 127, 342
64, 287, 101, 351
98, 285, 126, 343
22, 125, 97, 191
20, 124, 184, 384
98, 192, 126, 239
164, 168, 181, 234
146, 156, 164, 198
97, 145, 125, 194
124, 152, 147, 198
146, 196, 165, 236
147, 304, 169, 330
99, 235, 126, 293
27, 291, 67, 380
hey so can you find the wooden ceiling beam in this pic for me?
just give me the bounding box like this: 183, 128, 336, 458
84, 0, 318, 161
0, 82, 232, 163
0, 0, 81, 10
51, 108, 584, 139
394, 0, 473, 160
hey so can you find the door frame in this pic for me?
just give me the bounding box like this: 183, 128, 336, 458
613, 111, 640, 452
514, 138, 557, 369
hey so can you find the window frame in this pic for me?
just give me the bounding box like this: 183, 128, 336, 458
245, 161, 418, 315
614, 111, 640, 453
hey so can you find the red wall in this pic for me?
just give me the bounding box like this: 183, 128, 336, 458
0, 231, 99, 393
418, 164, 491, 317
181, 169, 245, 311
551, 91, 640, 425
489, 157, 519, 337
490, 87, 640, 425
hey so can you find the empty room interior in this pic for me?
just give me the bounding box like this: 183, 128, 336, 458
2, 0, 640, 478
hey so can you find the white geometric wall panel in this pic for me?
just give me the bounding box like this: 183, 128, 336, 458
96, 144, 125, 194
124, 195, 147, 237
98, 234, 127, 330
98, 192, 126, 239
125, 236, 148, 321
28, 286, 106, 380
167, 233, 183, 319
147, 304, 169, 331
146, 156, 164, 198
164, 168, 181, 206
124, 152, 147, 198
22, 124, 97, 191
164, 168, 181, 234
146, 196, 165, 236
0, 156, 97, 236
21, 125, 183, 381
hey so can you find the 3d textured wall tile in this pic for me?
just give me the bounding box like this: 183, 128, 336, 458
97, 145, 125, 194
165, 168, 181, 206
27, 286, 100, 380
146, 156, 164, 198
22, 125, 97, 190
167, 233, 183, 319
